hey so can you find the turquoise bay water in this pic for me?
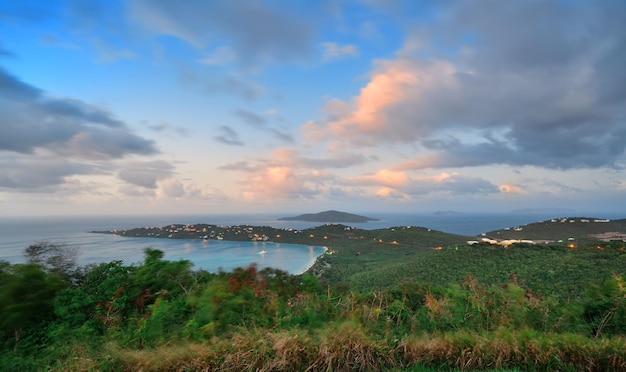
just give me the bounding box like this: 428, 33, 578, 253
0, 215, 327, 274
1, 212, 622, 274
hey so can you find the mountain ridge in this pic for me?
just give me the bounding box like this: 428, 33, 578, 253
278, 210, 378, 223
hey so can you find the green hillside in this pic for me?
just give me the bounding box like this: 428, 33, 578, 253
99, 218, 626, 296
4, 218, 626, 371
482, 217, 626, 243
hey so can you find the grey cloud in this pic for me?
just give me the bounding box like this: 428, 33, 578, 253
404, 174, 500, 196
234, 109, 266, 127
65, 127, 160, 160
0, 155, 97, 191
233, 109, 294, 143
181, 69, 264, 100
0, 61, 166, 194
0, 66, 158, 157
217, 74, 264, 101
41, 98, 123, 127
408, 124, 626, 170
315, 1, 626, 170
297, 153, 368, 169
327, 186, 349, 199
222, 152, 368, 172
213, 126, 243, 146
218, 160, 255, 172
538, 179, 584, 194
117, 160, 174, 189
0, 67, 40, 100
267, 128, 294, 143
148, 122, 189, 136
118, 184, 156, 197
160, 178, 185, 197
131, 0, 315, 66
437, 175, 500, 195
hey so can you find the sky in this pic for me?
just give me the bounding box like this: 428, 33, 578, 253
0, 0, 625, 217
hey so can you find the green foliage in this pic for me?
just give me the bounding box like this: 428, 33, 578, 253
582, 275, 626, 337
4, 236, 626, 370
328, 243, 626, 298
0, 262, 66, 350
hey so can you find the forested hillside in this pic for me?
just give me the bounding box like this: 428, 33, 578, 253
2, 225, 626, 371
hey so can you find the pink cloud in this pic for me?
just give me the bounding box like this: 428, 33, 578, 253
305, 57, 457, 147
499, 183, 523, 194
351, 169, 410, 188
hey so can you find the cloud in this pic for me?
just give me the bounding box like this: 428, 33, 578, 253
92, 38, 137, 62
218, 160, 256, 172
220, 148, 372, 201
351, 169, 410, 188
200, 46, 237, 66
499, 183, 522, 194
233, 109, 294, 143
305, 1, 626, 170
0, 67, 157, 157
180, 69, 265, 100
320, 42, 358, 61
240, 165, 323, 201
130, 0, 315, 67
0, 60, 171, 194
349, 170, 500, 198
219, 148, 369, 179
296, 152, 368, 169
254, 148, 370, 170
117, 160, 175, 189
0, 154, 97, 191
158, 177, 185, 197
430, 174, 500, 196
213, 126, 243, 146
147, 122, 188, 136
234, 109, 267, 127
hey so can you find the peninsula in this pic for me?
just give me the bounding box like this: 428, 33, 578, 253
279, 210, 378, 223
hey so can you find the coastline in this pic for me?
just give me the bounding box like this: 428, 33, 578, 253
299, 245, 328, 275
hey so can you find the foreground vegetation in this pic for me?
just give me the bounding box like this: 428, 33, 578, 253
2, 232, 626, 370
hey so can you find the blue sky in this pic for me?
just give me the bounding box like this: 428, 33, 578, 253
1, 0, 625, 216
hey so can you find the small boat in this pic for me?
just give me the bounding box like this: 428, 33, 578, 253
258, 250, 266, 255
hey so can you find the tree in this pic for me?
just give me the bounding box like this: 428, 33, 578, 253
0, 262, 66, 350
24, 242, 80, 283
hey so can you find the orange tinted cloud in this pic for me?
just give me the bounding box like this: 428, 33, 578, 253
240, 165, 324, 201
499, 183, 522, 193
353, 168, 409, 188
305, 57, 457, 146
375, 186, 408, 199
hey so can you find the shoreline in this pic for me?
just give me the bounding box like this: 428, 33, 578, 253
298, 246, 328, 275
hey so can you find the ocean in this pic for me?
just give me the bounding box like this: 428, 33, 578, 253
1, 212, 622, 274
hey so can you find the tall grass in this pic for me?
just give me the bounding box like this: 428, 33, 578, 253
43, 326, 626, 371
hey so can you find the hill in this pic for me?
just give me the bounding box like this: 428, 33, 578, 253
96, 215, 626, 294
13, 215, 626, 371
278, 210, 378, 223
481, 216, 626, 243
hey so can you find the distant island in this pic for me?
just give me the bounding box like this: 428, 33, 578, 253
279, 210, 378, 223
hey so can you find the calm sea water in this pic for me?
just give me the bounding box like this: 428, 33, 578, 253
1, 212, 622, 273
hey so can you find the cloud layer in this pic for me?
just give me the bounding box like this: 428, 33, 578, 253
0, 64, 164, 192
1, 0, 624, 214
305, 1, 626, 170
